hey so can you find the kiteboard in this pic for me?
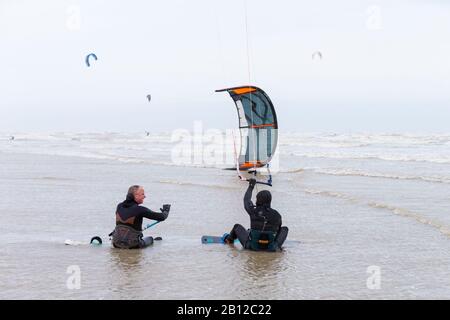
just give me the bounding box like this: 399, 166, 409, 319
65, 236, 162, 246
201, 235, 238, 244
201, 235, 300, 249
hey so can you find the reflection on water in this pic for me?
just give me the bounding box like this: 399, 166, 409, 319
110, 248, 145, 268
242, 251, 286, 279
107, 248, 147, 297
232, 250, 288, 299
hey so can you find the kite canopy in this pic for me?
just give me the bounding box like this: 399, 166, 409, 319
216, 86, 278, 171
85, 53, 98, 67
312, 51, 322, 60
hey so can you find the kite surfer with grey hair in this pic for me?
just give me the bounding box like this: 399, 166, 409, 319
111, 185, 170, 249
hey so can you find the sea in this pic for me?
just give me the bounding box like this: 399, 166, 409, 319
0, 131, 449, 299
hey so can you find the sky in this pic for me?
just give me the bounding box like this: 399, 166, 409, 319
0, 0, 449, 133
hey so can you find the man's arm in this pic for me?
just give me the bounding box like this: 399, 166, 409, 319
244, 178, 256, 214
141, 207, 169, 221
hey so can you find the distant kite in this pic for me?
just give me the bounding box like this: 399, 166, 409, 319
85, 53, 98, 67
147, 94, 151, 102
312, 51, 323, 60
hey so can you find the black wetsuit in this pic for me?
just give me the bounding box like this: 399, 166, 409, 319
244, 185, 282, 232
228, 184, 288, 250
112, 199, 168, 249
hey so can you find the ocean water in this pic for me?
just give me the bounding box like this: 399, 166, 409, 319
0, 131, 449, 299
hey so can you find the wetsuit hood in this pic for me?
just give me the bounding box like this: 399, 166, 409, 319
256, 190, 272, 207
122, 194, 138, 208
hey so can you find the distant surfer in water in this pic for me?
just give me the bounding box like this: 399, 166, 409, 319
111, 185, 170, 249
223, 178, 288, 251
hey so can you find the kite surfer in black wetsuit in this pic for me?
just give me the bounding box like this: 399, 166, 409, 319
223, 178, 288, 251
111, 185, 170, 249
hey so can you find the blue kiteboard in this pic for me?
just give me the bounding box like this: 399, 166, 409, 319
201, 235, 224, 244
201, 235, 238, 244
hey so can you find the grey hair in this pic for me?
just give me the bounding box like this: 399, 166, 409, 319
126, 185, 141, 200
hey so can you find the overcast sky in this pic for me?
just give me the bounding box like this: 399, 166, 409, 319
1, 0, 449, 133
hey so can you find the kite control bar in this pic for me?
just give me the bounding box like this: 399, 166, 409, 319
251, 179, 272, 187
246, 165, 273, 187
237, 174, 272, 186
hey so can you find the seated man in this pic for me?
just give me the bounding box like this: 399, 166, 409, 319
112, 185, 170, 249
223, 178, 288, 251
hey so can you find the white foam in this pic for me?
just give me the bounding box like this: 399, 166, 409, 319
313, 168, 450, 184
2, 131, 450, 167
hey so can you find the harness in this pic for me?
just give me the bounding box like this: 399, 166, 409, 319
111, 224, 144, 249
248, 229, 278, 251
247, 208, 279, 251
